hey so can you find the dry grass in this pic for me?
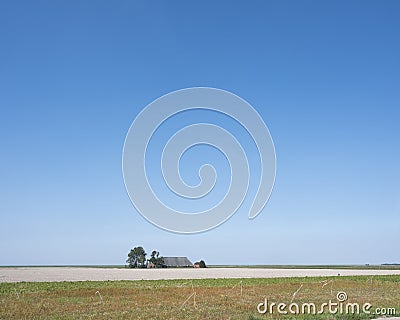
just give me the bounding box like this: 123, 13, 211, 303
1, 275, 399, 319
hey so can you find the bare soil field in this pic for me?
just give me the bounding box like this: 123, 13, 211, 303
1, 267, 400, 283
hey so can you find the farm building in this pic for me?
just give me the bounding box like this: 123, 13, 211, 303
162, 257, 193, 268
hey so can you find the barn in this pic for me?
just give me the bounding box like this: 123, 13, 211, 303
162, 257, 193, 268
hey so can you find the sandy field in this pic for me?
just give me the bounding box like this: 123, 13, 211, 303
1, 267, 400, 283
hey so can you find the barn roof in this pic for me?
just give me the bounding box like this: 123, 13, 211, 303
163, 257, 193, 267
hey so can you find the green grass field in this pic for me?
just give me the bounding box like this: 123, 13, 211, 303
1, 275, 399, 319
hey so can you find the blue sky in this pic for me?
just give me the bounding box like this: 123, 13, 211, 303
0, 1, 399, 265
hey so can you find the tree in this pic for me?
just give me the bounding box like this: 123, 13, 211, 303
148, 250, 157, 266
199, 260, 207, 268
148, 250, 164, 268
126, 246, 147, 268
155, 254, 164, 268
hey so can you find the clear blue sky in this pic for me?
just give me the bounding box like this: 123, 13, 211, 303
0, 1, 399, 265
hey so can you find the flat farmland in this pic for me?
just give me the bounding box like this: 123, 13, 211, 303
2, 268, 400, 319
2, 267, 400, 283
1, 275, 400, 319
